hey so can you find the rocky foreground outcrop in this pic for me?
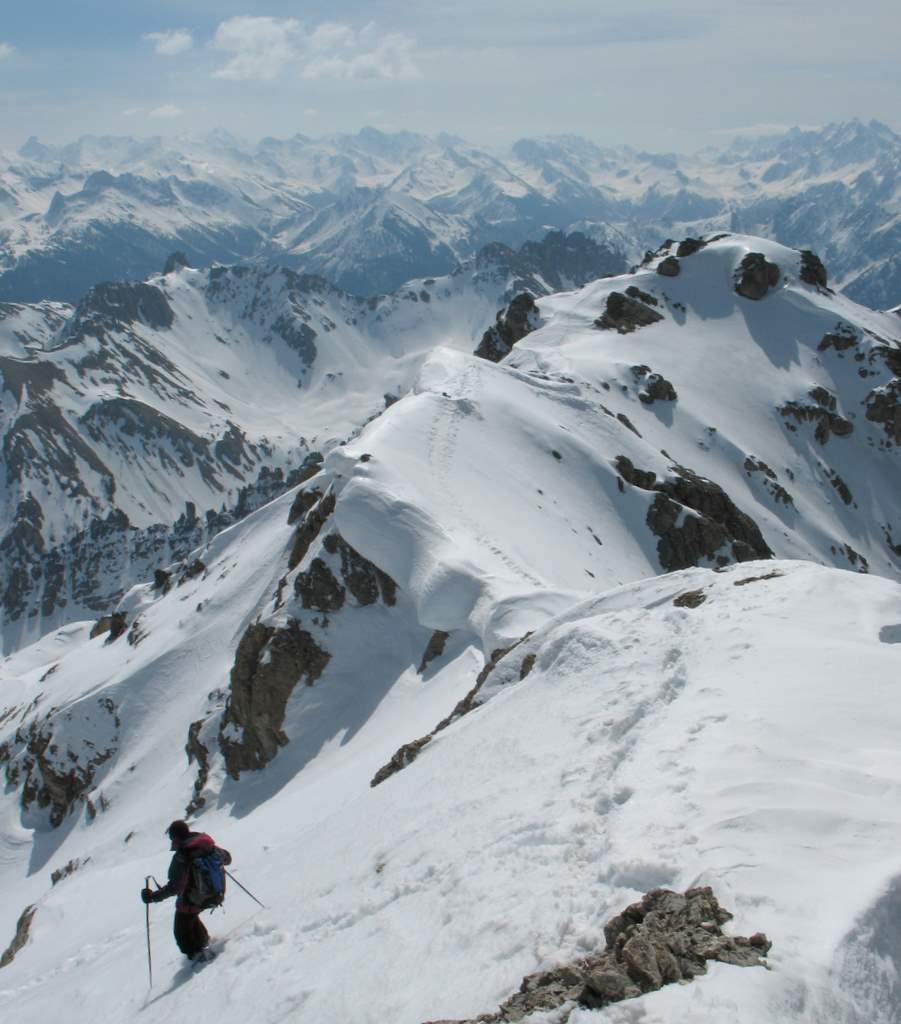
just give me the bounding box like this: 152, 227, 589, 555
424, 887, 770, 1023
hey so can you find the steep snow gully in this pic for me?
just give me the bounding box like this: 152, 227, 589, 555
1, 234, 900, 1024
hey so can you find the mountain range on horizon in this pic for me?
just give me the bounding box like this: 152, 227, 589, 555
3, 118, 901, 310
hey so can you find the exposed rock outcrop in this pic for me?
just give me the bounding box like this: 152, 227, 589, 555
288, 489, 336, 570
294, 557, 345, 612
63, 281, 175, 343
0, 905, 36, 968
50, 857, 88, 886
475, 293, 540, 362
1, 698, 120, 827
423, 887, 770, 1023
218, 620, 331, 779
322, 534, 397, 607
818, 323, 859, 354
779, 388, 854, 444
676, 237, 708, 257
294, 532, 398, 611
872, 343, 901, 378
89, 611, 128, 642
185, 719, 211, 817
418, 630, 450, 674
734, 252, 780, 300
656, 256, 681, 277
825, 466, 854, 506
153, 568, 172, 593
615, 456, 772, 571
372, 636, 532, 788
799, 249, 828, 289
491, 230, 626, 293
179, 559, 206, 584
743, 456, 794, 507
631, 365, 677, 404
163, 251, 191, 274
595, 291, 664, 334
865, 378, 901, 443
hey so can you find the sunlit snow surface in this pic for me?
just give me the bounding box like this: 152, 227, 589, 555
1, 236, 900, 1023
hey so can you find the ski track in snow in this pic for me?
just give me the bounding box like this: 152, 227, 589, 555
427, 357, 546, 592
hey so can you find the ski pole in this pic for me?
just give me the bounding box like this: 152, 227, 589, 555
144, 875, 153, 989
225, 868, 266, 908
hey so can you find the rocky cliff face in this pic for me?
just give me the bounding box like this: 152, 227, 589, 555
0, 696, 120, 829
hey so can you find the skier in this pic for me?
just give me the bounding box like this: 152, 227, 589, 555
141, 820, 231, 962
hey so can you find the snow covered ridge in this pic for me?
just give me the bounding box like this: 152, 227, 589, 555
3, 119, 901, 308
1, 558, 900, 1023
0, 231, 617, 653
1, 233, 901, 1022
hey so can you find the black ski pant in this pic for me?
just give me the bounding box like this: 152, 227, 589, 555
173, 910, 209, 958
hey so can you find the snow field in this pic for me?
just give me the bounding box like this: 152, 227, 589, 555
4, 561, 900, 1024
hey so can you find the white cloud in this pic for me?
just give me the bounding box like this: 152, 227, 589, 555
210, 17, 420, 83
308, 23, 355, 52
121, 107, 142, 118
0, 42, 14, 61
144, 29, 193, 57
212, 16, 302, 81
149, 104, 184, 120
303, 30, 420, 81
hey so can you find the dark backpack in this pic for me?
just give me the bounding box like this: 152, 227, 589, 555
186, 847, 228, 910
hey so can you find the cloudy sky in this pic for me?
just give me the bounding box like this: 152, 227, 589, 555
0, 1, 897, 152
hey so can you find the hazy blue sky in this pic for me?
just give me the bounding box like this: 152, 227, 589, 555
1, 1, 898, 151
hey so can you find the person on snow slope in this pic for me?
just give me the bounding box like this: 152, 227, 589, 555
140, 819, 231, 961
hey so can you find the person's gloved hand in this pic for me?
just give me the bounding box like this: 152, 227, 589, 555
141, 887, 162, 904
